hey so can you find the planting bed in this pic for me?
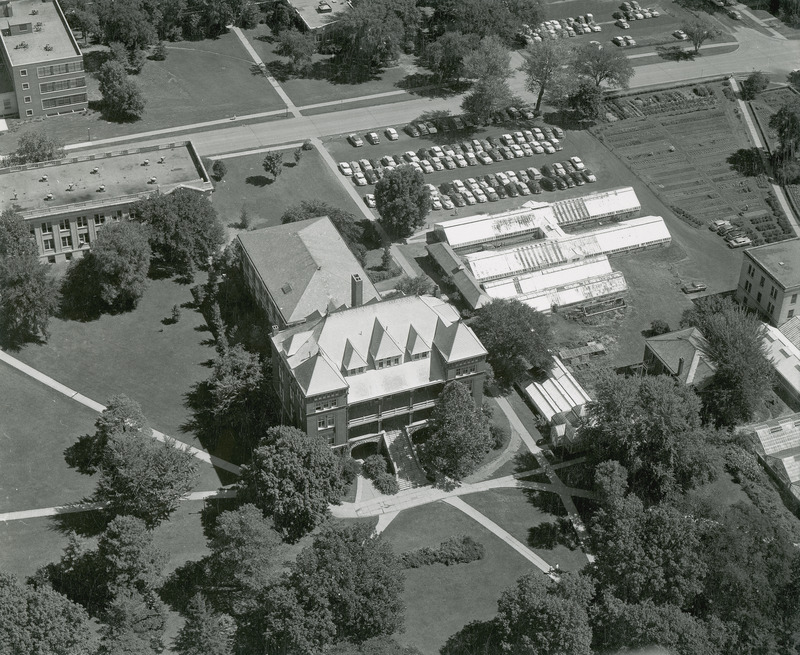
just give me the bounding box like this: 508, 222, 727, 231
595, 82, 794, 246
749, 86, 800, 153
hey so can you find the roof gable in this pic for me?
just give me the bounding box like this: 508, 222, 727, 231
406, 325, 430, 356
293, 353, 348, 397
369, 319, 404, 361
342, 339, 368, 371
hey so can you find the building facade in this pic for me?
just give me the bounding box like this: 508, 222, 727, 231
0, 0, 86, 118
736, 238, 800, 326
0, 140, 212, 263
271, 295, 488, 449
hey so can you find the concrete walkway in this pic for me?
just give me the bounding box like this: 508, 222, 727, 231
298, 90, 410, 112
0, 488, 237, 522
0, 350, 241, 475
734, 4, 786, 39
211, 142, 305, 160
444, 496, 551, 573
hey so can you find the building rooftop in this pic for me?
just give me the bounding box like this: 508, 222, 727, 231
522, 356, 591, 424
1, 0, 81, 66
552, 186, 640, 226
288, 0, 348, 30
779, 315, 800, 349
273, 295, 487, 401
763, 323, 800, 397
745, 238, 800, 290
0, 141, 212, 220
751, 412, 800, 489
238, 216, 379, 327
645, 327, 717, 388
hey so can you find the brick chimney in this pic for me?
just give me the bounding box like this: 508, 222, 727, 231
351, 273, 363, 308
676, 357, 684, 377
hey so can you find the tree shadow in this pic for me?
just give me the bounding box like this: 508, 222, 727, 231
527, 518, 579, 550
399, 74, 470, 99
728, 147, 765, 176
83, 50, 111, 73
159, 558, 207, 614
264, 59, 293, 83
245, 175, 271, 187
440, 619, 499, 655
656, 45, 697, 62
49, 500, 111, 537
253, 34, 275, 44
59, 258, 104, 322
521, 487, 568, 517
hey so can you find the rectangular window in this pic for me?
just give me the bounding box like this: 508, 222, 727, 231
767, 302, 775, 314
793, 294, 798, 304
41, 93, 87, 110
790, 310, 796, 319
94, 214, 105, 226
744, 280, 752, 293
75, 215, 87, 228
41, 222, 52, 234
25, 109, 33, 117
757, 292, 762, 303
21, 82, 29, 90
61, 235, 72, 249
43, 237, 54, 251
36, 61, 84, 78
318, 418, 327, 431
59, 218, 70, 231
327, 416, 335, 428
748, 264, 754, 276
760, 276, 765, 287
770, 287, 778, 299
456, 363, 477, 377
78, 233, 90, 246
20, 69, 27, 77
23, 96, 31, 103
39, 77, 86, 94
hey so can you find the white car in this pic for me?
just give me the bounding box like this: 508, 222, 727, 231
474, 189, 488, 203
411, 162, 424, 174
582, 168, 597, 183
338, 162, 353, 176
420, 159, 434, 174
385, 127, 398, 141
472, 139, 484, 151
425, 121, 439, 135
521, 143, 534, 157
477, 151, 493, 165
454, 154, 468, 168
541, 141, 556, 154
466, 152, 478, 166
442, 145, 457, 158
616, 19, 630, 28
452, 179, 467, 193
364, 193, 376, 207
673, 29, 688, 40
431, 145, 445, 158
428, 157, 444, 171
353, 171, 367, 186
511, 144, 525, 158
505, 170, 519, 183
649, 8, 660, 16
530, 142, 545, 154
496, 172, 510, 186
441, 195, 454, 210
431, 195, 443, 210
442, 156, 456, 170
569, 156, 586, 170
462, 189, 477, 205
517, 182, 531, 196
513, 131, 526, 144
532, 128, 545, 140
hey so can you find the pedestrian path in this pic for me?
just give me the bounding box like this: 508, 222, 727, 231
211, 142, 305, 160
298, 89, 410, 111
734, 4, 786, 39
385, 429, 429, 490
0, 350, 241, 475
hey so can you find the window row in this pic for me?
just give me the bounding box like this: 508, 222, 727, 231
315, 398, 338, 412
40, 77, 86, 94
317, 415, 335, 430
42, 93, 87, 110
35, 61, 84, 78
455, 363, 477, 377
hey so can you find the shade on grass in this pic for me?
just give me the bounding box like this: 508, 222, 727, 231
381, 501, 532, 655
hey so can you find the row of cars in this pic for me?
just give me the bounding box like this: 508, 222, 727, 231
709, 219, 753, 248
520, 15, 602, 43
339, 128, 576, 186
612, 35, 638, 46
613, 0, 661, 28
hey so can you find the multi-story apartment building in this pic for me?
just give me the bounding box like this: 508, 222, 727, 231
0, 140, 213, 263
736, 238, 800, 326
0, 0, 87, 118
271, 293, 488, 449
238, 216, 381, 331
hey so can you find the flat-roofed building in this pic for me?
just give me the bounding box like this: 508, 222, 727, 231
238, 216, 380, 330
272, 294, 488, 448
0, 140, 213, 263
551, 186, 641, 227
0, 0, 86, 117
763, 323, 800, 410
736, 238, 800, 326
287, 0, 347, 37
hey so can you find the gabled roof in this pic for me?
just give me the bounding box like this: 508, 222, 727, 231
237, 217, 379, 326
369, 319, 404, 361
645, 327, 716, 388
433, 319, 486, 362
293, 352, 347, 396
406, 325, 430, 356
342, 339, 368, 371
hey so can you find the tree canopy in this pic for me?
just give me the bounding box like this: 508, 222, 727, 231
98, 587, 168, 655
573, 43, 634, 88
470, 298, 551, 386
8, 132, 65, 165
238, 426, 347, 541
769, 97, 800, 163
422, 381, 492, 480
740, 71, 770, 100
98, 61, 146, 120
681, 17, 719, 53
133, 189, 225, 277
174, 594, 235, 655
520, 40, 574, 112
277, 28, 316, 73
374, 166, 431, 239
431, 0, 543, 41
422, 31, 477, 83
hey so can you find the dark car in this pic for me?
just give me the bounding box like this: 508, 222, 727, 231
569, 171, 585, 186
561, 174, 575, 188
416, 122, 429, 136
485, 173, 499, 188
500, 147, 515, 160
364, 169, 378, 185
488, 149, 504, 162
450, 193, 466, 207
404, 124, 420, 137
479, 139, 492, 151
488, 136, 502, 148
528, 179, 542, 194
554, 176, 568, 190
505, 182, 519, 197
495, 184, 507, 199
486, 187, 500, 201
540, 176, 556, 191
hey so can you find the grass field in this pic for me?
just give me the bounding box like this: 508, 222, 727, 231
461, 488, 589, 573
0, 33, 286, 150
382, 501, 533, 655
210, 146, 365, 232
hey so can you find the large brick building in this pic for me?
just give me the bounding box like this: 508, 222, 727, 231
0, 140, 213, 263
271, 294, 488, 449
736, 238, 800, 326
0, 0, 86, 118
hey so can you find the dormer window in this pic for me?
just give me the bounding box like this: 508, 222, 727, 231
412, 352, 429, 361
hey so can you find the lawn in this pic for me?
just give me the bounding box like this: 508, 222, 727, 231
381, 501, 533, 655
12, 276, 230, 486
461, 488, 590, 573
241, 26, 425, 109
210, 146, 365, 232
0, 33, 286, 149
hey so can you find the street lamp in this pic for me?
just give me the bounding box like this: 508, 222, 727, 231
87, 127, 91, 142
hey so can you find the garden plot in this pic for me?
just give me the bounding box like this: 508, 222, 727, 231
749, 86, 800, 153
594, 82, 794, 245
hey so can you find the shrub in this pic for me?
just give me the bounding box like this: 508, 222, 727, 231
724, 444, 761, 483
401, 535, 485, 568
362, 454, 388, 480
212, 159, 227, 181
373, 472, 399, 495
490, 424, 510, 450
341, 458, 361, 485
650, 319, 671, 336
302, 139, 314, 151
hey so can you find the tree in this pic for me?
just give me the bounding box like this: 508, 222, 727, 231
727, 147, 764, 176
462, 77, 514, 124
776, 159, 800, 184
99, 588, 167, 655
152, 41, 167, 60
740, 71, 770, 100
211, 159, 227, 181
789, 69, 800, 90
431, 0, 542, 41
206, 343, 264, 416
238, 426, 347, 542
422, 381, 492, 480
109, 41, 130, 67
262, 151, 283, 179
8, 132, 65, 165
80, 221, 152, 313
649, 318, 671, 336
0, 572, 98, 655
681, 296, 773, 425
95, 424, 199, 527
470, 298, 551, 386
463, 35, 512, 82
134, 188, 225, 276
328, 637, 423, 654
495, 572, 594, 655
260, 523, 404, 653
96, 516, 167, 599
0, 209, 36, 259
395, 274, 436, 296
173, 594, 234, 655
98, 61, 146, 119
332, 0, 405, 80
96, 0, 157, 49
582, 374, 718, 501
769, 97, 800, 163
573, 42, 634, 88
277, 28, 316, 73
423, 31, 477, 83
281, 200, 363, 246
564, 79, 605, 120
521, 39, 573, 113
681, 17, 719, 54
374, 165, 431, 238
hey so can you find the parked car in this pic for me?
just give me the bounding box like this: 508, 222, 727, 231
501, 133, 515, 146
540, 176, 556, 191
489, 149, 504, 162
673, 29, 688, 40
416, 122, 429, 136
624, 35, 637, 46
441, 194, 454, 210
385, 127, 399, 141
403, 151, 418, 163
431, 195, 443, 210
681, 281, 707, 294
425, 121, 439, 134
466, 152, 478, 166
521, 107, 536, 120
569, 170, 586, 186
516, 181, 531, 195
453, 116, 466, 130
541, 141, 556, 154
728, 236, 752, 248
527, 166, 543, 180
554, 176, 568, 190
462, 189, 477, 205
569, 156, 586, 170
420, 159, 434, 174
521, 143, 534, 157
495, 184, 508, 199
454, 154, 468, 168
582, 168, 597, 183
348, 133, 364, 147
505, 182, 519, 197
553, 127, 565, 139
428, 157, 445, 171
612, 35, 626, 46
404, 124, 420, 137
364, 169, 378, 184
364, 194, 376, 207
353, 171, 367, 186
616, 19, 630, 28
529, 180, 542, 194
477, 151, 493, 165
443, 156, 456, 170
450, 193, 466, 207
365, 132, 380, 145
338, 162, 353, 176
518, 170, 530, 183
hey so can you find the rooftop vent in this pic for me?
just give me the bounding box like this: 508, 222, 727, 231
97, 185, 105, 192
282, 282, 292, 294
779, 261, 785, 266
142, 159, 150, 166
148, 176, 157, 184
40, 174, 47, 182
44, 193, 53, 201
91, 167, 99, 174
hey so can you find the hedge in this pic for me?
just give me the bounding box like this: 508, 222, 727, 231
401, 535, 485, 569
